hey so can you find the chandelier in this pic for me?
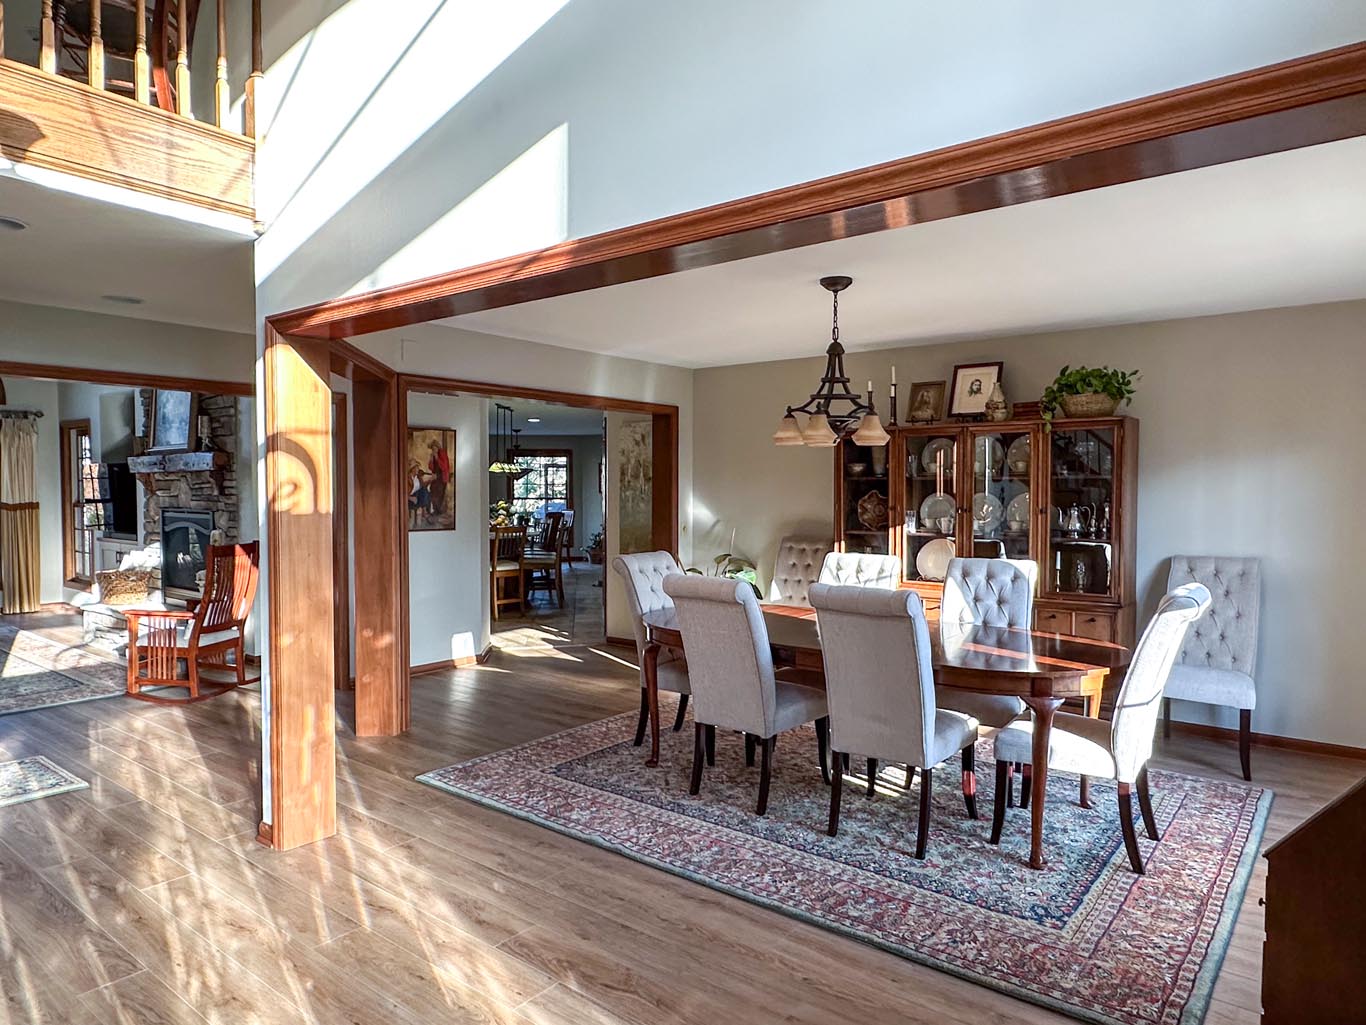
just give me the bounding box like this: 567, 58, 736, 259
489, 403, 531, 477
773, 276, 890, 448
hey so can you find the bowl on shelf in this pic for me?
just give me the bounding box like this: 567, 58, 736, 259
846, 462, 869, 477
856, 490, 889, 530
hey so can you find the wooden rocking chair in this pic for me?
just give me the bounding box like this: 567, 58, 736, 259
125, 541, 260, 704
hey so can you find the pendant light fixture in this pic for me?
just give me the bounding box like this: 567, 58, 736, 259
772, 276, 889, 448
489, 403, 531, 476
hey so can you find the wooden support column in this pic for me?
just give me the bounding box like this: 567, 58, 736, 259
651, 410, 680, 555
351, 363, 407, 736
264, 328, 336, 850
133, 0, 149, 103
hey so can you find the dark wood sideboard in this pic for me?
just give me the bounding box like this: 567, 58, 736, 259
1261, 774, 1366, 1024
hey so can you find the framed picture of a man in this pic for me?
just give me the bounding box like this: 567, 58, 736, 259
948, 362, 1003, 418
407, 427, 455, 530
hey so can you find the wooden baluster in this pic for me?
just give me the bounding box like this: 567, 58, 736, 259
134, 0, 149, 103
174, 0, 190, 116
243, 0, 261, 139
88, 0, 104, 89
0, 2, 6, 61
214, 0, 229, 127
40, 1, 56, 72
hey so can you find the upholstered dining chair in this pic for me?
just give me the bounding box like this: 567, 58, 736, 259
810, 583, 980, 859
938, 557, 1037, 730
1162, 555, 1261, 780
817, 551, 900, 589
613, 551, 691, 740
990, 582, 1211, 874
767, 536, 833, 606
663, 574, 829, 816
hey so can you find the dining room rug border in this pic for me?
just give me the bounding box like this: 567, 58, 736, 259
0, 755, 91, 808
417, 709, 1272, 1025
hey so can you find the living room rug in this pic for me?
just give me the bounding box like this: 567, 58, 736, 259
0, 755, 90, 807
418, 701, 1270, 1025
0, 627, 126, 716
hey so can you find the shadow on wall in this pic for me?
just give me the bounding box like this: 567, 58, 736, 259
0, 110, 45, 163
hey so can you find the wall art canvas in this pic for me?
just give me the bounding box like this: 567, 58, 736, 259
408, 426, 455, 531
617, 420, 653, 554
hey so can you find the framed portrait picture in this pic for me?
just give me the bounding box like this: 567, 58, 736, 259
906, 380, 946, 423
407, 426, 456, 531
148, 390, 198, 452
948, 362, 1003, 418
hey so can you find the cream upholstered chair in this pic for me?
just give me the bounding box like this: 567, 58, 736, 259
663, 575, 829, 816
767, 536, 832, 606
810, 583, 980, 859
613, 552, 692, 741
937, 557, 1037, 731
1162, 555, 1261, 780
990, 582, 1211, 874
817, 551, 900, 589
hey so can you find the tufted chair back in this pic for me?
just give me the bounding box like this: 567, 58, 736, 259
612, 551, 685, 677
1110, 582, 1212, 782
810, 583, 937, 768
663, 574, 778, 737
1166, 555, 1260, 676
817, 552, 900, 590
767, 536, 833, 606
941, 557, 1036, 629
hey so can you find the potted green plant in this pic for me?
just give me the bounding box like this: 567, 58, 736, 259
1040, 365, 1139, 427
585, 528, 606, 564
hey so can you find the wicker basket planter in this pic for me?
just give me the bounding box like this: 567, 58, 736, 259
1058, 392, 1121, 419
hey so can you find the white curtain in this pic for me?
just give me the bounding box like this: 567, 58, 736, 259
0, 418, 41, 614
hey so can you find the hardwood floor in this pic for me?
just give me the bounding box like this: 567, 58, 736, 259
0, 613, 1361, 1024
490, 561, 607, 652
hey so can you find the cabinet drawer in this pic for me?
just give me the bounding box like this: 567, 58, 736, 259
1070, 612, 1116, 643
1035, 609, 1069, 633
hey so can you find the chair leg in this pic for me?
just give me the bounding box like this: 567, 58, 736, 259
915, 766, 934, 860
633, 689, 648, 747
1006, 761, 1016, 808
491, 574, 500, 621
1162, 696, 1171, 740
1117, 783, 1145, 874
704, 724, 716, 767
234, 640, 247, 685
744, 733, 756, 767
815, 717, 830, 785
757, 737, 774, 815
689, 723, 705, 796
990, 759, 1009, 845
672, 694, 689, 732
1019, 763, 1032, 809
866, 757, 878, 798
961, 743, 978, 820
1136, 766, 1160, 841
827, 747, 843, 836
555, 562, 565, 608
1239, 709, 1252, 781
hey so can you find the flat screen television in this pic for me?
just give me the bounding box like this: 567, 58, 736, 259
105, 462, 139, 539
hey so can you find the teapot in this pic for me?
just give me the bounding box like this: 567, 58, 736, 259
1061, 502, 1092, 538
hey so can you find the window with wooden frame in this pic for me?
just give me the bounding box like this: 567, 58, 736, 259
508, 449, 573, 523
60, 419, 108, 587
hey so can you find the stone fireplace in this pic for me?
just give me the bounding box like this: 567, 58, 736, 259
137, 390, 241, 550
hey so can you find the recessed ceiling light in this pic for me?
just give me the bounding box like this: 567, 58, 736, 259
101, 294, 145, 305
526, 417, 542, 423
0, 216, 28, 231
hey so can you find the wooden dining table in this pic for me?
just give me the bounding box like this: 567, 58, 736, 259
640, 602, 1131, 870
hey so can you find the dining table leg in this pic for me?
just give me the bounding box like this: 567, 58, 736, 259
644, 640, 662, 767
1022, 694, 1064, 870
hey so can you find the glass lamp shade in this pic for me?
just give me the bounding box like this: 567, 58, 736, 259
802, 413, 840, 447
772, 412, 805, 446
851, 413, 891, 447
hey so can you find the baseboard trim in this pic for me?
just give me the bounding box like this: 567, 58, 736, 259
411, 645, 494, 675
605, 635, 636, 649
256, 820, 273, 848
1171, 721, 1366, 761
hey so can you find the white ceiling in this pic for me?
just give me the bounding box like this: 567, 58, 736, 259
446, 137, 1366, 368
0, 172, 255, 333
487, 397, 604, 436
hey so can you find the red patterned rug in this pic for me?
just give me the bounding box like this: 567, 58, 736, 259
418, 699, 1269, 1025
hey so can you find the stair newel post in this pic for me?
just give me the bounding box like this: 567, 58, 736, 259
89, 0, 104, 89
214, 0, 229, 127
174, 0, 191, 116
134, 0, 149, 103
243, 0, 261, 139
40, 1, 56, 72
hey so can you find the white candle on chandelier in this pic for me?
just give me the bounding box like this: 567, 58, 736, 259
891, 365, 896, 385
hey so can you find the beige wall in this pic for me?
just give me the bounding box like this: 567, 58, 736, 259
693, 299, 1366, 748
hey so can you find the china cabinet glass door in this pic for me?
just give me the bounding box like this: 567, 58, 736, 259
902, 429, 960, 582
966, 426, 1035, 563
1046, 425, 1119, 598
840, 438, 891, 555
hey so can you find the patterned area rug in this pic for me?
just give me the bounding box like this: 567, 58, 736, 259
0, 626, 126, 716
0, 755, 90, 807
419, 701, 1270, 1025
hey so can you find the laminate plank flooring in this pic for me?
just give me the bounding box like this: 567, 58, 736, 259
1, 609, 1362, 1024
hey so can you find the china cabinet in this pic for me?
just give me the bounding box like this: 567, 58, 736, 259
834, 414, 1137, 648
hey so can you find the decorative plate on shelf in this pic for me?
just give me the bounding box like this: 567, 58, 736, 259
920, 438, 954, 477
915, 538, 955, 581
1006, 435, 1031, 474
972, 492, 1004, 534
856, 490, 889, 531
973, 437, 1005, 476
1005, 490, 1031, 530
918, 492, 956, 533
